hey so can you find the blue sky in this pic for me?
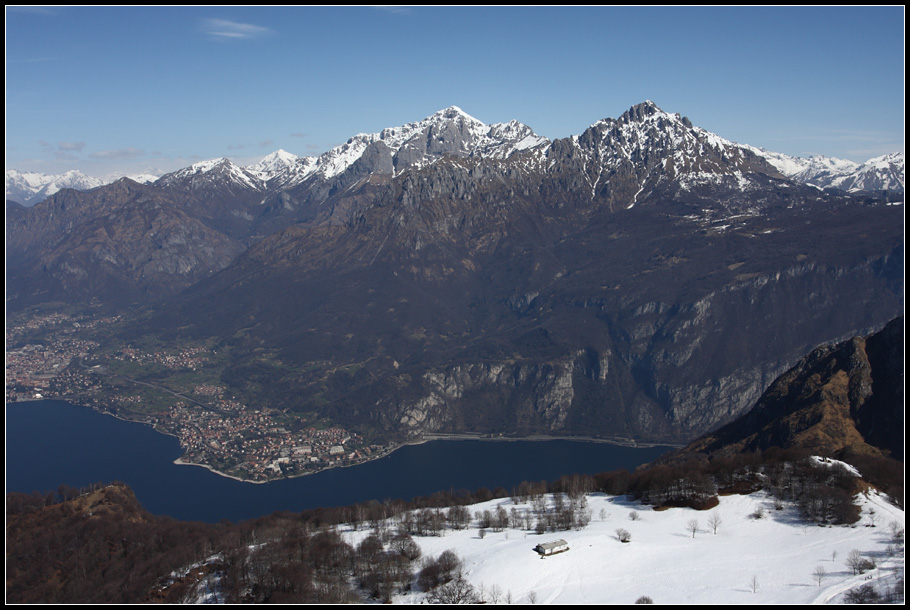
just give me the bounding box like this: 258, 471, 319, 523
5, 6, 905, 178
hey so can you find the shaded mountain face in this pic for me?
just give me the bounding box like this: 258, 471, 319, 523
6, 179, 245, 309
6, 102, 905, 445
666, 317, 904, 460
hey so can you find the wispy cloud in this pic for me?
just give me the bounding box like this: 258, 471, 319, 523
58, 141, 86, 152
373, 6, 413, 16
201, 18, 274, 41
89, 148, 146, 160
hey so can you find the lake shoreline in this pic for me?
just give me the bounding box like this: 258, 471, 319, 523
8, 399, 675, 523
7, 397, 678, 488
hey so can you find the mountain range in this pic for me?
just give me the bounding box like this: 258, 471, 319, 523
6, 104, 904, 207
6, 101, 904, 448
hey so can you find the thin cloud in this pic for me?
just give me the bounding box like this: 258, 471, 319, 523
373, 6, 413, 16
89, 148, 146, 160
290, 132, 309, 139
58, 141, 86, 152
201, 18, 274, 41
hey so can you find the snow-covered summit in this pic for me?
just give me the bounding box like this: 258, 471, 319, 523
246, 149, 318, 188
5, 168, 105, 206
746, 147, 904, 192
155, 157, 265, 192
582, 100, 751, 169
308, 106, 549, 180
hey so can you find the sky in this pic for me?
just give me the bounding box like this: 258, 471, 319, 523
5, 6, 905, 179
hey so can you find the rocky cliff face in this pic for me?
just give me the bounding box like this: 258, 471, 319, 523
667, 317, 904, 460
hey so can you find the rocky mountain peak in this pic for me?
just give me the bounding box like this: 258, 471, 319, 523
156, 157, 265, 192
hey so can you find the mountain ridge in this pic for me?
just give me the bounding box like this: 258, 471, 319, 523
7, 102, 903, 206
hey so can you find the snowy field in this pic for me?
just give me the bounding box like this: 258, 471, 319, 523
343, 485, 904, 604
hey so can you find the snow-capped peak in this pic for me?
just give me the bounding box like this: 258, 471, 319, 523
5, 168, 105, 206
246, 150, 319, 188
311, 107, 549, 180
155, 157, 265, 192
745, 147, 904, 192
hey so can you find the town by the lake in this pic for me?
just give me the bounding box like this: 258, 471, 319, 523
6, 311, 387, 482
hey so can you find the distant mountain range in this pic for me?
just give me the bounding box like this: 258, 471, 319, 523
5, 104, 903, 207
6, 101, 904, 448
5, 168, 159, 207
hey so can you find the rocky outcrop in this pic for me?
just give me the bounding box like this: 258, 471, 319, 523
376, 358, 576, 438
667, 317, 904, 460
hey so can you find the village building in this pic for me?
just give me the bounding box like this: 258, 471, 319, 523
534, 539, 569, 556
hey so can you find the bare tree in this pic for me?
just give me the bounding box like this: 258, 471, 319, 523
811, 565, 826, 587
616, 528, 631, 543
429, 572, 478, 604
846, 549, 864, 575
844, 584, 881, 604
629, 511, 640, 521
749, 575, 759, 594
686, 519, 699, 538
707, 512, 722, 534
487, 583, 502, 604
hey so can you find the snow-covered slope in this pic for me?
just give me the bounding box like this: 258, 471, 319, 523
746, 147, 904, 193
246, 149, 318, 189
5, 169, 105, 206
303, 106, 549, 181
155, 157, 266, 192
343, 480, 903, 604
838, 152, 904, 192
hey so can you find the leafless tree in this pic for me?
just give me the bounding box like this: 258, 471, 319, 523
844, 583, 880, 604
749, 575, 759, 593
813, 565, 826, 586
686, 519, 699, 538
616, 528, 631, 543
629, 511, 640, 521
846, 549, 864, 575
707, 511, 721, 534
429, 572, 478, 604
487, 583, 502, 604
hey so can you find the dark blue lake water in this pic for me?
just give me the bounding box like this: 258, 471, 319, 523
6, 400, 671, 523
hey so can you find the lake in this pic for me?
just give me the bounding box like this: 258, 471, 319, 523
5, 400, 672, 523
